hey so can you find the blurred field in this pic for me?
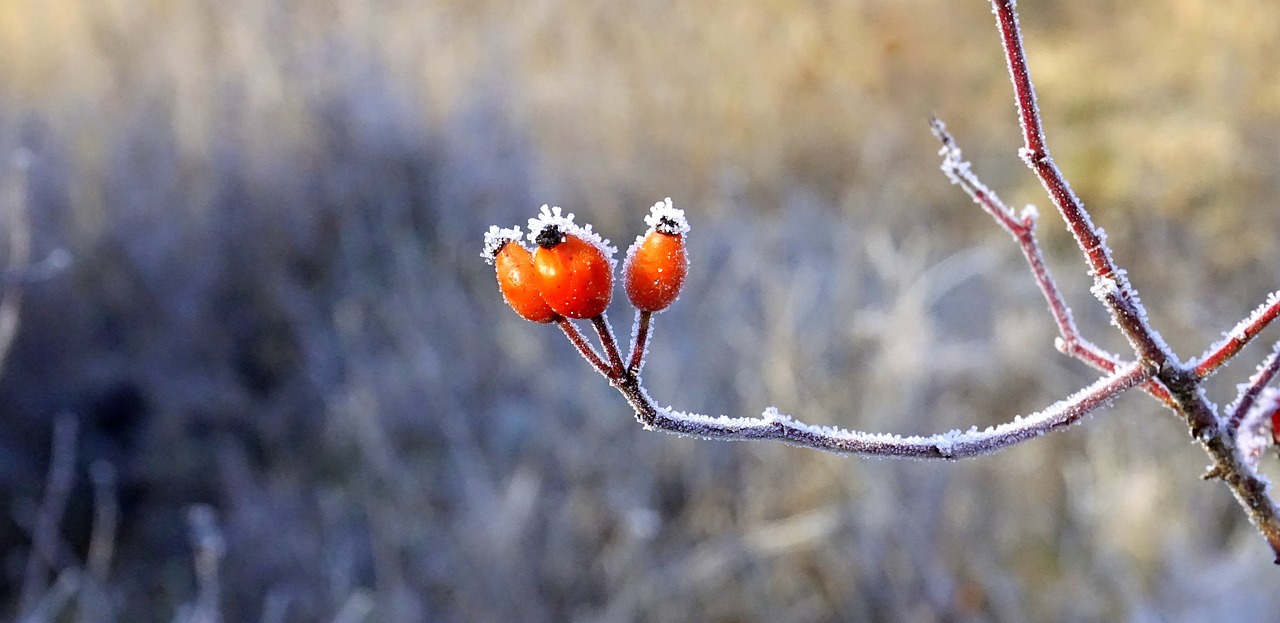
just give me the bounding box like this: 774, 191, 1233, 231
1, 0, 1279, 620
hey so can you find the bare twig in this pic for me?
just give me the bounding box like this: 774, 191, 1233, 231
930, 118, 1176, 409
627, 310, 652, 374
73, 461, 119, 623
86, 461, 119, 582
989, 0, 1280, 562
557, 318, 609, 377
1196, 291, 1280, 379
591, 313, 626, 379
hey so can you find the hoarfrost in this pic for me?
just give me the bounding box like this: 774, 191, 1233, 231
527, 205, 618, 264
1089, 277, 1119, 303
643, 197, 690, 235
481, 225, 524, 263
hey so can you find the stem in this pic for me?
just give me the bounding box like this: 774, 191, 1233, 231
1226, 342, 1280, 431
990, 0, 1280, 561
1196, 291, 1280, 379
557, 318, 610, 378
931, 118, 1176, 409
619, 361, 1151, 459
591, 313, 626, 377
992, 0, 1171, 366
628, 310, 652, 374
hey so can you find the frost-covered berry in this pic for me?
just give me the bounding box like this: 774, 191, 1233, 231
483, 226, 558, 324
528, 206, 615, 319
623, 198, 689, 312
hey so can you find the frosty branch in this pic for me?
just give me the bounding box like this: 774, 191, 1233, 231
482, 0, 1280, 561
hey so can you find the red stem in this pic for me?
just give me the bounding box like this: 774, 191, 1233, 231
1196, 293, 1280, 379
557, 318, 610, 377
628, 310, 652, 374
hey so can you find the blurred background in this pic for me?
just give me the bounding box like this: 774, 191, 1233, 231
1, 0, 1279, 620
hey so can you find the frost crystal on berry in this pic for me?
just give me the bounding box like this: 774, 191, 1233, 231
526, 204, 617, 266
482, 225, 524, 264
643, 198, 690, 236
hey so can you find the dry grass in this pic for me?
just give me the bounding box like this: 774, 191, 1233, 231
0, 0, 1278, 620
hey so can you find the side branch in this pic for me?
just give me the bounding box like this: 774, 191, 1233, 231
1196, 290, 1280, 379
618, 361, 1151, 460
930, 119, 1175, 409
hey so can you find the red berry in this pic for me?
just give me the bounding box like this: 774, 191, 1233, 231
526, 207, 615, 319
484, 227, 558, 323
624, 198, 690, 312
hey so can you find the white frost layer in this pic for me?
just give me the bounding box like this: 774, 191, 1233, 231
647, 364, 1144, 459
481, 225, 524, 263
526, 205, 618, 265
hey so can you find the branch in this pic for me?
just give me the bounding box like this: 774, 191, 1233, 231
1226, 341, 1280, 431
991, 0, 1172, 367
615, 360, 1151, 460
991, 0, 1280, 562
0, 152, 33, 378
19, 414, 78, 619
930, 118, 1175, 409
1196, 291, 1280, 379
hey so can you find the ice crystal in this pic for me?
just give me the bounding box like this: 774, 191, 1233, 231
526, 205, 618, 265
481, 225, 524, 263
643, 197, 690, 236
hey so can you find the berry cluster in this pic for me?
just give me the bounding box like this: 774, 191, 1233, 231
483, 199, 689, 379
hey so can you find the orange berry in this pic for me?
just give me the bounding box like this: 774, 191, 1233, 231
528, 206, 616, 319
483, 226, 558, 323
624, 198, 690, 312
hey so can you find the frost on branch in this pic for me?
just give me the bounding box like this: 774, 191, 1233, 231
482, 0, 1280, 563
639, 363, 1151, 460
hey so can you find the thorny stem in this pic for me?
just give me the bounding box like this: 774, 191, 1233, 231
991, 0, 1280, 562
628, 310, 652, 374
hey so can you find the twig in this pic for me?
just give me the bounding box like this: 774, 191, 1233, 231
627, 310, 652, 374
86, 461, 119, 582
990, 0, 1280, 562
615, 360, 1150, 460
590, 313, 626, 378
1196, 291, 1280, 379
557, 318, 609, 378
1226, 342, 1280, 431
0, 151, 33, 378
930, 118, 1175, 409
